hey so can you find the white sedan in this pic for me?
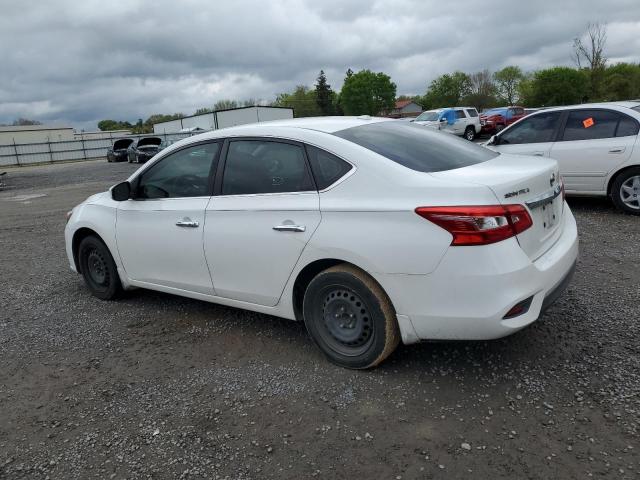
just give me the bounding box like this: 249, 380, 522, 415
65, 117, 578, 369
486, 101, 640, 214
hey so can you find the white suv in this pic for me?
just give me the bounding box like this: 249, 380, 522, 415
413, 107, 481, 141
486, 101, 640, 214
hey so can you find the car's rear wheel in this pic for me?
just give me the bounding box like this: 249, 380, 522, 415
611, 167, 640, 215
302, 264, 400, 369
464, 126, 476, 141
78, 235, 122, 300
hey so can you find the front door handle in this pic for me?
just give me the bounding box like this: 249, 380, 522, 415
532, 151, 545, 156
609, 147, 625, 154
273, 224, 306, 232
176, 219, 199, 228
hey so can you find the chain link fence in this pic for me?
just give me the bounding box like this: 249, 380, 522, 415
0, 132, 194, 167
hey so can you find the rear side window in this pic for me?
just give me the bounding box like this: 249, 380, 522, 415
305, 145, 352, 189
561, 110, 622, 141
333, 121, 498, 173
499, 112, 561, 144
222, 140, 314, 195
616, 115, 640, 137
455, 110, 466, 119
466, 109, 478, 117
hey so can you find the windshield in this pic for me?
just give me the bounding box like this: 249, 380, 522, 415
334, 121, 498, 173
483, 108, 507, 116
415, 111, 440, 121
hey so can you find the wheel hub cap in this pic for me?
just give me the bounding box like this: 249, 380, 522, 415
620, 175, 640, 210
322, 288, 372, 348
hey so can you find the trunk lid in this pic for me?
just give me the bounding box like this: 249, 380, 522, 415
430, 154, 564, 260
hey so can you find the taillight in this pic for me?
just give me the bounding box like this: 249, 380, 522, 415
415, 205, 533, 246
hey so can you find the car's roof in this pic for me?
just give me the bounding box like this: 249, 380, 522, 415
537, 101, 640, 113
216, 116, 395, 135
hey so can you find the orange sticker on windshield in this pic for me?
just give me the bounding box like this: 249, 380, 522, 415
583, 117, 595, 128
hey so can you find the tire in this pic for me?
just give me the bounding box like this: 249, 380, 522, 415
302, 264, 400, 369
464, 126, 476, 141
611, 167, 640, 215
78, 235, 122, 300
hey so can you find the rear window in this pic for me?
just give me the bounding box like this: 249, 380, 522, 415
466, 109, 479, 117
333, 121, 498, 173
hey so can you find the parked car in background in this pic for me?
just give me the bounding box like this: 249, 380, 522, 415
413, 107, 481, 140
65, 117, 577, 369
106, 138, 134, 162
480, 106, 526, 135
486, 101, 640, 214
127, 137, 164, 164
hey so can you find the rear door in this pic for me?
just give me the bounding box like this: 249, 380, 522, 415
492, 111, 562, 157
549, 109, 638, 193
451, 109, 467, 135
203, 138, 321, 306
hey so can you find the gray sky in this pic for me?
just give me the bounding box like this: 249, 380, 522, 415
1, 0, 639, 130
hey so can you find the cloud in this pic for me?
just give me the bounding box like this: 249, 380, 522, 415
0, 0, 638, 129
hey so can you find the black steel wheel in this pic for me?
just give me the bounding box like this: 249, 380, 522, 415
303, 264, 400, 369
78, 235, 122, 300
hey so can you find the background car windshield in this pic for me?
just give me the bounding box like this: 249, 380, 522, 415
484, 108, 507, 116
415, 111, 439, 121
333, 121, 498, 172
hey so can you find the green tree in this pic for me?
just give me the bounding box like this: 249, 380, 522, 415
97, 119, 133, 131
273, 85, 321, 117
214, 99, 239, 110
464, 69, 498, 111
422, 71, 471, 109
195, 107, 213, 115
315, 70, 335, 115
494, 66, 525, 105
339, 69, 396, 116
603, 63, 640, 101
527, 67, 589, 106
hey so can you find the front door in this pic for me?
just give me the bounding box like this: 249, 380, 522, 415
204, 139, 321, 306
549, 109, 637, 192
116, 142, 221, 294
492, 111, 563, 157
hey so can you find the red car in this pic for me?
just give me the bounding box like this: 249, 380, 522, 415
480, 106, 526, 135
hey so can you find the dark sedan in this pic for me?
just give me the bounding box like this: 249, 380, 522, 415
127, 137, 164, 163
106, 138, 134, 162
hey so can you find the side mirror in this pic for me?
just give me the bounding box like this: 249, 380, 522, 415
439, 118, 447, 122
488, 135, 499, 146
111, 181, 131, 201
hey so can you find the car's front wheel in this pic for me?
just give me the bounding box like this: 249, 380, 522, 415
78, 235, 122, 300
464, 126, 476, 141
302, 264, 400, 369
611, 167, 640, 215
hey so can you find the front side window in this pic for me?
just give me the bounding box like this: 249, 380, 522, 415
498, 112, 561, 145
135, 142, 219, 199
561, 110, 621, 141
222, 140, 314, 195
334, 121, 498, 173
305, 145, 353, 189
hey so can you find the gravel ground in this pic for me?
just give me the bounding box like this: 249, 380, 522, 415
0, 160, 638, 479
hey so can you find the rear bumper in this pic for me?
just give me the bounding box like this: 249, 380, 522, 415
377, 205, 579, 343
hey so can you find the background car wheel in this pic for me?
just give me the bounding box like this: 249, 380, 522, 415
302, 264, 400, 369
464, 127, 476, 141
78, 235, 122, 300
611, 167, 640, 215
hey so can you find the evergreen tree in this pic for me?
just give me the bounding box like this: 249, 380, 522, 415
315, 70, 335, 115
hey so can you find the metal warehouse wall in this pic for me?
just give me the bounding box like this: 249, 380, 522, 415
152, 107, 294, 133
0, 132, 193, 167
0, 128, 75, 145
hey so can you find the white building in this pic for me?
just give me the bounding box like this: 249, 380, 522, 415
153, 106, 294, 134
0, 124, 74, 145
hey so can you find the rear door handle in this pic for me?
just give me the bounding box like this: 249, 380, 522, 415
609, 147, 625, 154
532, 151, 545, 156
273, 224, 306, 232
176, 220, 199, 228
